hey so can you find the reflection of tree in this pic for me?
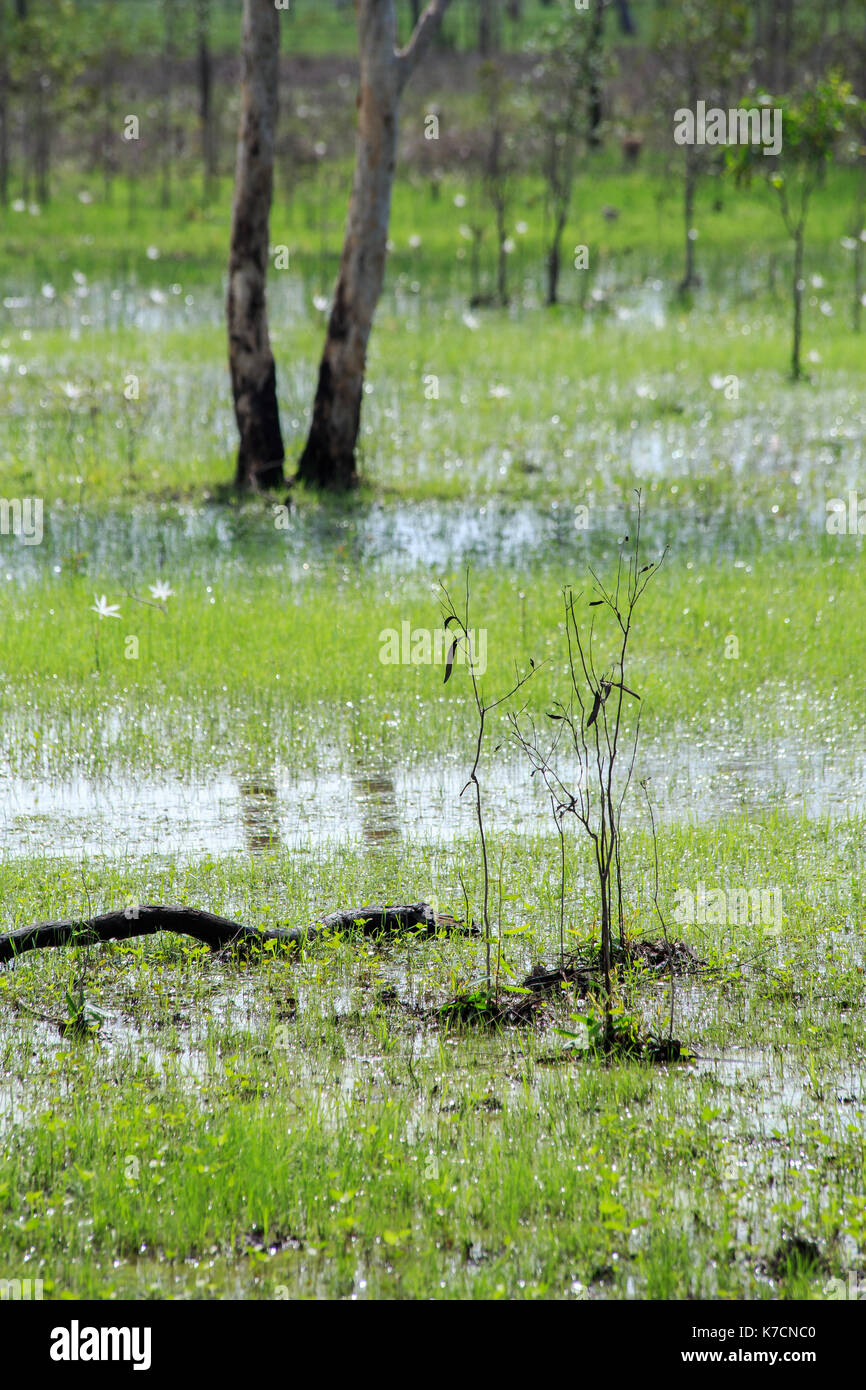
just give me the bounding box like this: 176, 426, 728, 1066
351, 765, 400, 846
238, 776, 280, 854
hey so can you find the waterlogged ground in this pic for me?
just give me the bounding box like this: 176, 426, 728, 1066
1, 173, 865, 1299
0, 822, 863, 1299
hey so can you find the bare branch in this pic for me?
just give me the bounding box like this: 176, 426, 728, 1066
396, 0, 452, 91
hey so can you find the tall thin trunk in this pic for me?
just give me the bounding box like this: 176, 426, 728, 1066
679, 147, 698, 292
197, 0, 216, 203
478, 0, 494, 55
0, 0, 8, 208
852, 164, 865, 332
495, 200, 508, 306
587, 0, 605, 147
36, 102, 50, 204
546, 210, 567, 306
160, 0, 173, 209
791, 224, 804, 379
227, 0, 285, 490
296, 0, 451, 491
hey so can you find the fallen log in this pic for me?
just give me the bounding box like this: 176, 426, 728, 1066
0, 902, 472, 966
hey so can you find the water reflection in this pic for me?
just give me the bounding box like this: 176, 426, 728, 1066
1, 728, 864, 862
238, 776, 281, 854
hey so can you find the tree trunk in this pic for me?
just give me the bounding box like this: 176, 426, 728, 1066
478, 0, 494, 55
227, 0, 285, 490
160, 0, 173, 209
791, 224, 804, 379
495, 202, 508, 306
296, 0, 451, 491
546, 210, 567, 306
679, 148, 698, 293
587, 0, 606, 147
0, 0, 8, 209
36, 106, 50, 204
197, 0, 216, 203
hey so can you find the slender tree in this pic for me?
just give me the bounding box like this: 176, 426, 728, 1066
296, 0, 452, 492
729, 75, 860, 381
530, 2, 608, 306
0, 0, 8, 209
227, 0, 285, 490
196, 0, 216, 203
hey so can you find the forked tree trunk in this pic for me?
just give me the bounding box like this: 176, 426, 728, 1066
296, 0, 451, 491
227, 0, 285, 490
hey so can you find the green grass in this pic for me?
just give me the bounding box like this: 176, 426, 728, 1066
0, 540, 862, 778
0, 816, 862, 1299
1, 159, 865, 1301
1, 164, 863, 507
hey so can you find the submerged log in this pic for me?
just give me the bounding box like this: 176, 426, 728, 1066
0, 903, 471, 966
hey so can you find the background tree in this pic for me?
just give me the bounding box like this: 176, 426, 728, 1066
196, 0, 216, 205
529, 0, 610, 306
479, 60, 517, 308
296, 0, 452, 493
654, 0, 749, 295
227, 0, 285, 491
729, 74, 861, 379
0, 0, 8, 209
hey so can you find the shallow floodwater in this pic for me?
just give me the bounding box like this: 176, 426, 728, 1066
2, 728, 863, 859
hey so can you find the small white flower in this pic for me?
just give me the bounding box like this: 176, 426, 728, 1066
503, 237, 516, 254
462, 311, 480, 331
41, 283, 56, 300
11, 199, 25, 213
489, 384, 511, 398
515, 221, 528, 235
78, 190, 94, 205
453, 193, 467, 208
146, 245, 160, 260
312, 294, 329, 313
409, 234, 422, 248
810, 274, 824, 288
72, 270, 88, 286
91, 594, 121, 619
840, 236, 858, 252
148, 580, 174, 602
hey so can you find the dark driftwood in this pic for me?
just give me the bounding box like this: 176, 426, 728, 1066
0, 903, 470, 966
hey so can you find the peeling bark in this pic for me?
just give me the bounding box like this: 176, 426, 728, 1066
227, 0, 285, 490
296, 0, 451, 491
